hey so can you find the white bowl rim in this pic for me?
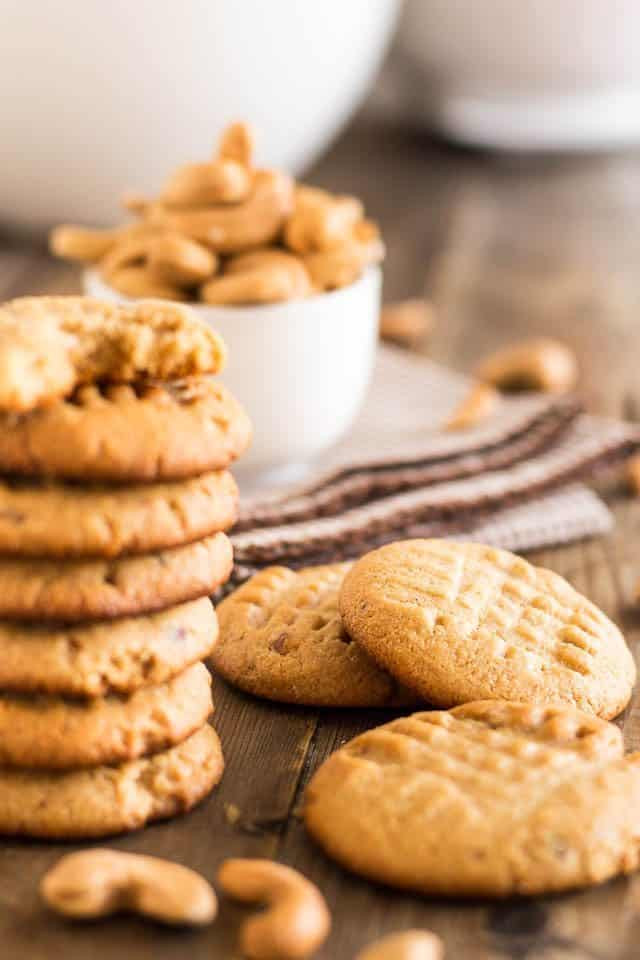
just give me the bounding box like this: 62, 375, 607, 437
84, 264, 382, 319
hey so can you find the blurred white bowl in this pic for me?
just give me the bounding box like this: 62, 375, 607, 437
0, 0, 399, 228
397, 0, 640, 150
84, 267, 381, 484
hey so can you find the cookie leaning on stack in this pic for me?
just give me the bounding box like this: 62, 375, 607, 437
0, 296, 251, 838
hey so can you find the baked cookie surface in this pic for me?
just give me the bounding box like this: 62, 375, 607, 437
0, 661, 212, 769
0, 296, 226, 411
0, 723, 223, 838
0, 532, 232, 621
0, 378, 251, 481
304, 701, 640, 896
340, 539, 635, 719
214, 564, 416, 707
0, 597, 217, 696
0, 470, 237, 558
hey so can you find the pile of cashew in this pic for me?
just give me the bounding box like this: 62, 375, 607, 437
41, 849, 217, 927
50, 122, 384, 305
218, 858, 331, 960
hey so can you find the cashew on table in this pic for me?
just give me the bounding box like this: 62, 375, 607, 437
217, 858, 331, 960
41, 848, 217, 927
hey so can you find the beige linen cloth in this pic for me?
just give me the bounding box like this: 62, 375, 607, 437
229, 347, 638, 586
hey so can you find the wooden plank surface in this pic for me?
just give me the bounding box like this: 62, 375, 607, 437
1, 115, 640, 959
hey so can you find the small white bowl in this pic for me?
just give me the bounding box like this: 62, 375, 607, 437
84, 267, 381, 486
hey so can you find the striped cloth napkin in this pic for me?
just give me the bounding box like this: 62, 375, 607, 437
229, 347, 638, 587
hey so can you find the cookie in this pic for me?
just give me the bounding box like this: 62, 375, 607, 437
0, 723, 223, 838
0, 532, 232, 621
0, 378, 251, 481
214, 564, 417, 707
339, 539, 635, 719
304, 701, 640, 896
0, 296, 226, 411
0, 597, 217, 696
0, 470, 237, 558
0, 661, 212, 769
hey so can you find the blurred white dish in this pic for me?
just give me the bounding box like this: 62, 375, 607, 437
0, 0, 399, 228
397, 0, 640, 150
84, 267, 381, 485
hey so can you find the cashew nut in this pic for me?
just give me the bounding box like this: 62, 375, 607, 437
147, 233, 218, 286
355, 930, 444, 960
218, 121, 254, 168
160, 160, 252, 208
41, 849, 217, 927
49, 225, 122, 263
100, 234, 153, 280
217, 858, 330, 960
284, 185, 363, 254
304, 218, 384, 290
152, 170, 294, 254
445, 381, 500, 431
380, 299, 434, 346
475, 338, 578, 394
627, 455, 640, 495
107, 265, 187, 301
202, 250, 311, 305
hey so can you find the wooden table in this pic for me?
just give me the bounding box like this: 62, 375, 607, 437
1, 115, 639, 960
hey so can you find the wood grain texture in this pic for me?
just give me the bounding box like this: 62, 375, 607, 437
1, 113, 640, 959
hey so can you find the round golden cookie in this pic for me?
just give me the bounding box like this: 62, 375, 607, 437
0, 661, 212, 769
0, 378, 251, 481
0, 723, 223, 838
0, 295, 226, 412
304, 700, 640, 896
0, 532, 232, 622
340, 539, 635, 719
0, 598, 217, 696
0, 470, 237, 558
214, 564, 417, 707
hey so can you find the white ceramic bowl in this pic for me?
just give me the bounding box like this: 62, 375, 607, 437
84, 267, 381, 485
0, 0, 399, 228
397, 0, 640, 150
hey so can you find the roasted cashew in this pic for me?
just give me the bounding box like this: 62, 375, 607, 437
147, 233, 218, 286
152, 170, 294, 254
160, 160, 252, 208
107, 265, 187, 301
355, 930, 444, 960
379, 299, 434, 346
475, 338, 578, 394
445, 381, 500, 431
201, 250, 311, 305
41, 849, 217, 927
627, 455, 640, 495
49, 225, 122, 263
100, 235, 154, 280
217, 858, 330, 960
218, 121, 254, 168
304, 218, 384, 290
284, 185, 363, 254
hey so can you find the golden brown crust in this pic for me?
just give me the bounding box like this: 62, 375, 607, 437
0, 471, 237, 558
304, 702, 640, 896
339, 539, 635, 719
0, 378, 251, 480
0, 296, 226, 411
0, 598, 217, 696
0, 662, 213, 769
214, 564, 418, 708
0, 724, 223, 838
0, 533, 232, 622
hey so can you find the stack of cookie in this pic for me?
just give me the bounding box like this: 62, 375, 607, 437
0, 296, 251, 839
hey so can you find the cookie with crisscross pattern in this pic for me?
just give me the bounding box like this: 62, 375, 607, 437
214, 563, 417, 707
339, 540, 634, 719
304, 700, 640, 895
